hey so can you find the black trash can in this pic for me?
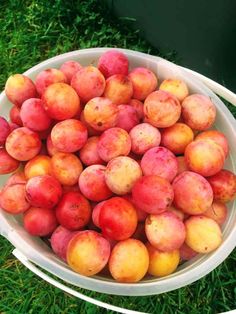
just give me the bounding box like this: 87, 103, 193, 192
106, 0, 236, 92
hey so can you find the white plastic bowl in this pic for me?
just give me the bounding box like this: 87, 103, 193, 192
0, 48, 236, 296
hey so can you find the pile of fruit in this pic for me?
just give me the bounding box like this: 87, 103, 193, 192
0, 50, 235, 283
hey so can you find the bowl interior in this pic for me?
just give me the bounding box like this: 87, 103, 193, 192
0, 48, 236, 296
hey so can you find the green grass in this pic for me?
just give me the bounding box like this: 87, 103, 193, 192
0, 1, 235, 313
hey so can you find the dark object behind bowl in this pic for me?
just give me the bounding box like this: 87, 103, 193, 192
106, 0, 236, 92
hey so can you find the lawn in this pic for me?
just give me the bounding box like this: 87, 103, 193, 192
0, 1, 235, 313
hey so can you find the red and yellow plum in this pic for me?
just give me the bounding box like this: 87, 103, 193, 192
161, 123, 194, 155
98, 50, 129, 78
99, 197, 137, 240
145, 212, 186, 251
97, 127, 131, 162
132, 175, 174, 214
159, 79, 189, 102
55, 191, 91, 230
84, 97, 118, 131
5, 74, 37, 107
67, 230, 110, 276
51, 119, 88, 153
182, 94, 216, 130
185, 139, 225, 177
109, 239, 149, 282
207, 169, 236, 203
6, 127, 41, 161
79, 165, 113, 202
116, 104, 139, 132
172, 171, 213, 215
79, 136, 104, 166
26, 175, 62, 208
71, 66, 105, 103
51, 152, 83, 186
104, 74, 133, 105
144, 90, 181, 128
128, 67, 157, 100
185, 216, 222, 253
25, 155, 52, 179
105, 156, 142, 195
141, 147, 178, 182
35, 68, 67, 96
23, 207, 58, 236
42, 83, 80, 120
20, 98, 52, 131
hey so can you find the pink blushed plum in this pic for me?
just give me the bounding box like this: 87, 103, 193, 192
0, 117, 11, 145
173, 171, 213, 215
5, 74, 37, 107
60, 60, 82, 83
98, 50, 129, 78
71, 66, 105, 103
195, 130, 229, 157
132, 175, 174, 214
141, 147, 178, 182
128, 99, 144, 120
50, 225, 78, 261
185, 139, 225, 177
182, 94, 216, 130
42, 83, 80, 120
20, 98, 52, 131
99, 197, 137, 240
10, 106, 23, 126
35, 68, 67, 96
159, 79, 189, 102
104, 74, 133, 105
207, 169, 236, 203
79, 165, 113, 202
203, 201, 228, 225
55, 191, 91, 230
129, 123, 161, 155
116, 105, 139, 132
0, 159, 21, 178
105, 156, 142, 195
51, 119, 88, 153
24, 207, 58, 236
6, 127, 41, 161
26, 175, 62, 209
144, 90, 181, 128
0, 183, 30, 214
161, 123, 194, 155
128, 67, 158, 100
97, 127, 131, 162
145, 212, 186, 251
67, 230, 110, 276
84, 97, 118, 131
79, 136, 104, 166
0, 147, 20, 174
